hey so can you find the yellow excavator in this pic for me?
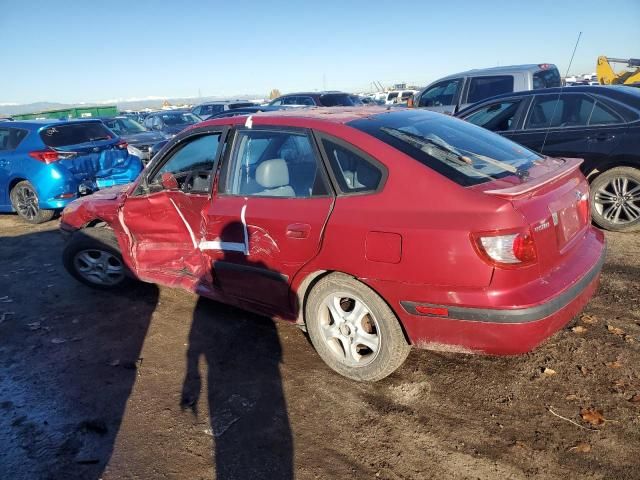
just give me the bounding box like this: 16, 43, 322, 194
596, 56, 640, 85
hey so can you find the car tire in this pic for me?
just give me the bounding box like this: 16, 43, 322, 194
590, 167, 640, 232
63, 227, 132, 290
10, 181, 55, 224
305, 273, 410, 382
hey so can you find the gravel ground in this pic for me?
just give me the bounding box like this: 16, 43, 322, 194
0, 214, 639, 480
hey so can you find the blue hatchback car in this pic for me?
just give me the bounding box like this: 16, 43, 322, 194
0, 119, 142, 223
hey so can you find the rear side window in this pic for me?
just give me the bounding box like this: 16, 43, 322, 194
533, 68, 561, 89
467, 76, 514, 104
525, 94, 621, 129
464, 101, 521, 131
589, 101, 623, 125
319, 94, 355, 107
0, 127, 28, 151
40, 122, 114, 147
320, 138, 384, 194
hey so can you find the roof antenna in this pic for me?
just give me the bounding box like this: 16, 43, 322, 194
540, 31, 582, 155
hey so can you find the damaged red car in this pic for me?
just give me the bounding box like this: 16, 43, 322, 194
60, 108, 605, 381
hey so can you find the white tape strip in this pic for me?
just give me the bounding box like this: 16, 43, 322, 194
198, 240, 246, 252
169, 198, 197, 249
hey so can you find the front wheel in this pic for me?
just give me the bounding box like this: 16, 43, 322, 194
590, 167, 640, 232
63, 228, 132, 290
10, 181, 55, 224
305, 273, 410, 382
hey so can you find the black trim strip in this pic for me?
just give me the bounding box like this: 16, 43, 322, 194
213, 260, 289, 283
401, 248, 605, 324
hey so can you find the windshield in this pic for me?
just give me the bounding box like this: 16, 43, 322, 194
161, 113, 200, 125
104, 118, 147, 135
348, 110, 543, 186
319, 94, 355, 107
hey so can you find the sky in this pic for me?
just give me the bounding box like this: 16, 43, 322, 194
0, 0, 639, 104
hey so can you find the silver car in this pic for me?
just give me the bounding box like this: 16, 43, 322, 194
411, 63, 561, 115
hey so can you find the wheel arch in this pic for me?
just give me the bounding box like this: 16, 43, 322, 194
586, 159, 640, 182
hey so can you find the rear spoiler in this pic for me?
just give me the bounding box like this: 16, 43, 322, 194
483, 158, 584, 198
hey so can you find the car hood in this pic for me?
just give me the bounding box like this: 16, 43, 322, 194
83, 183, 132, 201
122, 131, 168, 145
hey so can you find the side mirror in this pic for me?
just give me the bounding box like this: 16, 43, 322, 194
160, 172, 179, 190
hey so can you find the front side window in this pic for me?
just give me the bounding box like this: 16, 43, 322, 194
467, 76, 514, 104
221, 129, 328, 198
464, 101, 521, 131
148, 133, 221, 193
0, 127, 28, 151
349, 110, 542, 187
418, 79, 462, 107
320, 138, 384, 194
525, 94, 605, 129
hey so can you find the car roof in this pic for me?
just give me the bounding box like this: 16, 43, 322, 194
1, 118, 104, 129
433, 64, 556, 83
198, 106, 400, 129
278, 91, 349, 96
195, 100, 255, 106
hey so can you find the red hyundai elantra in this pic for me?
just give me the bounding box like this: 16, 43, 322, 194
60, 108, 605, 381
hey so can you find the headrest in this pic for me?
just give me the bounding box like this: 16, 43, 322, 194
256, 158, 289, 189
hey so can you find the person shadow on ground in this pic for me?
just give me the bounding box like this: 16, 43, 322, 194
180, 221, 294, 480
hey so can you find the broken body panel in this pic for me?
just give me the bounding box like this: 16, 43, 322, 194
61, 108, 605, 355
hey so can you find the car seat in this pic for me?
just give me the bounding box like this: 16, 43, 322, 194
255, 158, 295, 197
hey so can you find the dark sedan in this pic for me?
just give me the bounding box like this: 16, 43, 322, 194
142, 111, 201, 136
457, 85, 640, 232
101, 116, 169, 164
269, 91, 355, 107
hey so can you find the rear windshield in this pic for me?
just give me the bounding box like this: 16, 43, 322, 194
319, 94, 355, 107
349, 110, 542, 186
160, 113, 199, 125
229, 102, 256, 109
40, 122, 114, 148
533, 68, 561, 89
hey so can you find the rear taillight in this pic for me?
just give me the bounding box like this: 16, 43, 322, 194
406, 96, 414, 108
538, 63, 552, 70
29, 149, 60, 164
115, 140, 128, 150
578, 192, 589, 224
471, 229, 537, 268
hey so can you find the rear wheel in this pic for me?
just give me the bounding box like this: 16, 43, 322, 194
305, 273, 410, 382
10, 181, 55, 224
63, 228, 132, 290
590, 167, 640, 232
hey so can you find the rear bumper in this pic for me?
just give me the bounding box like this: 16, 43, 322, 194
374, 229, 606, 355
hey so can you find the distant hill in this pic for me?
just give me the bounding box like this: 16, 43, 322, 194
0, 95, 266, 116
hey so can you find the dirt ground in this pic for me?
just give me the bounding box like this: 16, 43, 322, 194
0, 214, 639, 480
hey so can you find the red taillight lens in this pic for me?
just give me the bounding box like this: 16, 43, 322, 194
577, 193, 590, 224
471, 229, 537, 268
29, 149, 60, 164
538, 63, 552, 70
407, 96, 414, 108
115, 140, 128, 150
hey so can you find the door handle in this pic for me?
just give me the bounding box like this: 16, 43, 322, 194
286, 223, 311, 239
0, 159, 8, 167
588, 133, 614, 142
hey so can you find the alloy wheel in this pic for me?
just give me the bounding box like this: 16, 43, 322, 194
593, 175, 640, 226
14, 185, 39, 221
318, 293, 381, 367
73, 249, 125, 286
